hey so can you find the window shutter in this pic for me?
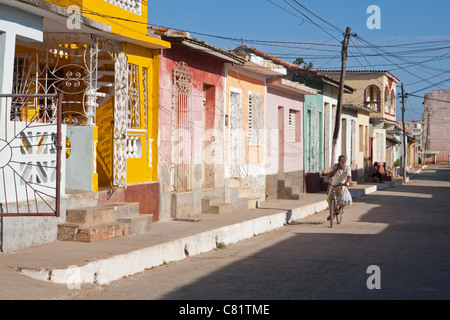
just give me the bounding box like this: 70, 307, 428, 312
289, 110, 296, 142
248, 92, 263, 146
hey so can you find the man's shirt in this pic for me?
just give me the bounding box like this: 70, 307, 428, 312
331, 163, 351, 184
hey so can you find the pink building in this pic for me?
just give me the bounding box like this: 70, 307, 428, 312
265, 78, 317, 199
231, 46, 317, 200
151, 27, 245, 219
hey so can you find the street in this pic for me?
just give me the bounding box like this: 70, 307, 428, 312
72, 165, 450, 300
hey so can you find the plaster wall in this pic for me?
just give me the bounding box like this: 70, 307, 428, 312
158, 44, 226, 219
265, 86, 304, 175
424, 90, 450, 164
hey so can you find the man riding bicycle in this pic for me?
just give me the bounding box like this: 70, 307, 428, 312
327, 155, 352, 220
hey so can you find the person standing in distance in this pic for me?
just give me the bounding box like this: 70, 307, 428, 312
327, 155, 352, 220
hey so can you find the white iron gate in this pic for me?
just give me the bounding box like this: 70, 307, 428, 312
0, 93, 63, 216
172, 62, 193, 192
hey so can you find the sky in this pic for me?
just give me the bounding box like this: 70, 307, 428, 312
148, 0, 450, 121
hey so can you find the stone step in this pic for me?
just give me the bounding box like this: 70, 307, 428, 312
66, 205, 116, 226
291, 193, 300, 200
117, 214, 152, 235
202, 197, 232, 214
57, 221, 129, 243
106, 202, 141, 219
277, 179, 301, 200
59, 202, 147, 242
233, 196, 259, 209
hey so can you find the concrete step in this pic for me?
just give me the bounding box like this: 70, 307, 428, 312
234, 196, 259, 209
57, 221, 129, 243
117, 214, 152, 235
104, 202, 140, 219
65, 205, 116, 226
58, 202, 147, 242
277, 179, 301, 200
202, 197, 232, 214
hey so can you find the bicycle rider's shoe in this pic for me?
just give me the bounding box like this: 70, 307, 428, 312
327, 215, 331, 221
337, 208, 343, 214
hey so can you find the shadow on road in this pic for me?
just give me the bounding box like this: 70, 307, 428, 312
157, 166, 450, 300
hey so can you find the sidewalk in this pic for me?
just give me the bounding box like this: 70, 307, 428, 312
0, 169, 423, 296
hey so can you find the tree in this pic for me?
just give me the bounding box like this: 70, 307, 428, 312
293, 58, 314, 70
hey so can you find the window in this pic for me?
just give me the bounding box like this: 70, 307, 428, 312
390, 90, 396, 115
384, 87, 390, 114
359, 125, 364, 152
248, 92, 263, 147
288, 110, 300, 142
364, 85, 380, 112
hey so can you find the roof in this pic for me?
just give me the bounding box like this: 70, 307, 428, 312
343, 104, 373, 113
9, 0, 170, 49
370, 116, 400, 126
317, 69, 401, 83
148, 26, 246, 64
267, 78, 318, 96
233, 46, 355, 93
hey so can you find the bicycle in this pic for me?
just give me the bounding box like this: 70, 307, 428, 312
327, 182, 344, 228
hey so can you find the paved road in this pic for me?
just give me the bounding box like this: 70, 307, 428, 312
74, 165, 450, 300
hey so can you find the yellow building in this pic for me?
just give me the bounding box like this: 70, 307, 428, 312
8, 0, 170, 220
45, 0, 169, 187
225, 46, 287, 201
322, 70, 400, 180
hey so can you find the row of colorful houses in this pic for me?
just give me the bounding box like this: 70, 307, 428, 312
0, 0, 418, 252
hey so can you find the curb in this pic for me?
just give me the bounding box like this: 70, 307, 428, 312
16, 175, 420, 286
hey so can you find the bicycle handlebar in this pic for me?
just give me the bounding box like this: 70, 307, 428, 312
327, 181, 345, 187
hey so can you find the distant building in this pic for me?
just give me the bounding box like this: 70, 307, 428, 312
423, 90, 450, 164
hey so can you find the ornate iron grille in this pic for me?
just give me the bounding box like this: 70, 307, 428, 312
172, 62, 193, 192
229, 91, 242, 178
307, 101, 320, 173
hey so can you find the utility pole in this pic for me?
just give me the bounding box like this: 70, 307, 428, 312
401, 83, 407, 182
331, 27, 353, 167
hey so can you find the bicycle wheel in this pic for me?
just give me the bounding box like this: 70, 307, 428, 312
330, 198, 335, 228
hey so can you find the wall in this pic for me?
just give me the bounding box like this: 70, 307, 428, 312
123, 43, 159, 184
322, 84, 338, 170
304, 80, 324, 172
45, 0, 167, 48
158, 43, 226, 219
424, 90, 450, 164
265, 86, 304, 175
0, 4, 43, 124
225, 66, 266, 200
65, 126, 95, 191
